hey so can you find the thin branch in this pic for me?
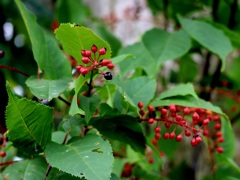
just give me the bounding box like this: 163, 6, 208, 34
0, 64, 30, 77
58, 96, 71, 107
228, 0, 238, 29
86, 71, 94, 97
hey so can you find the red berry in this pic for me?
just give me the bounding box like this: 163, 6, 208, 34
155, 133, 161, 140
180, 120, 186, 126
176, 115, 182, 121
216, 147, 224, 153
161, 108, 168, 117
176, 134, 183, 142
138, 102, 144, 109
80, 67, 89, 75
107, 63, 115, 69
0, 151, 6, 157
165, 123, 171, 129
195, 136, 202, 144
100, 59, 111, 66
139, 109, 145, 116
76, 65, 83, 72
213, 115, 220, 121
148, 118, 154, 124
183, 107, 190, 115
85, 50, 92, 57
192, 112, 199, 121
170, 112, 176, 117
191, 138, 197, 147
164, 132, 169, 139
81, 50, 86, 57
99, 48, 106, 55
203, 129, 209, 136
82, 57, 90, 64
148, 105, 154, 112
169, 132, 176, 139
203, 118, 210, 126
151, 139, 157, 145
148, 158, 154, 164
91, 44, 98, 53
169, 104, 176, 113
185, 130, 191, 136
215, 131, 222, 137
217, 137, 224, 143
214, 123, 221, 130
154, 127, 161, 133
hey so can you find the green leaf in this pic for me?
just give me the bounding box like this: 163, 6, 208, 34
109, 75, 156, 107
2, 157, 48, 179
178, 15, 233, 71
55, 23, 111, 63
89, 115, 146, 154
158, 83, 199, 100
61, 115, 86, 133
5, 83, 53, 154
142, 28, 191, 66
69, 75, 86, 116
45, 134, 114, 179
79, 96, 101, 124
15, 0, 72, 78
26, 76, 71, 101
52, 131, 71, 144
118, 42, 156, 78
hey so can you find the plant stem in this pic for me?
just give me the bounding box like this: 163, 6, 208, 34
86, 71, 94, 97
228, 0, 238, 29
0, 64, 30, 77
58, 96, 71, 107
212, 0, 220, 22
207, 137, 217, 180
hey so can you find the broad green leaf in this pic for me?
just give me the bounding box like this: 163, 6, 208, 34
52, 131, 71, 144
2, 157, 47, 180
118, 42, 156, 78
69, 75, 86, 116
6, 83, 53, 154
142, 28, 191, 66
26, 76, 71, 101
158, 83, 199, 100
178, 15, 233, 71
45, 134, 114, 179
61, 115, 86, 133
79, 96, 101, 124
109, 75, 156, 107
111, 54, 134, 64
178, 56, 198, 82
89, 115, 146, 154
55, 23, 111, 63
15, 0, 71, 78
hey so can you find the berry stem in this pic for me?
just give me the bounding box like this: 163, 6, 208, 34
0, 64, 30, 77
207, 136, 217, 180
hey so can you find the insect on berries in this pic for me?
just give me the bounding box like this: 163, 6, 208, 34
75, 44, 114, 80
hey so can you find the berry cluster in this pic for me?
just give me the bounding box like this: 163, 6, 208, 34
138, 102, 224, 153
75, 44, 114, 80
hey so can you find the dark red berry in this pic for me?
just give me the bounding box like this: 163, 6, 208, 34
183, 107, 190, 115
185, 130, 191, 136
0, 50, 4, 58
99, 48, 106, 55
138, 102, 144, 109
176, 134, 183, 142
151, 139, 157, 145
203, 129, 209, 136
195, 136, 202, 144
217, 137, 224, 143
80, 67, 89, 75
148, 105, 154, 112
161, 108, 168, 117
213, 115, 220, 121
164, 132, 169, 139
76, 65, 83, 72
148, 158, 154, 164
82, 57, 90, 64
0, 151, 6, 157
191, 138, 197, 147
176, 115, 182, 121
169, 132, 176, 139
139, 109, 145, 116
104, 72, 112, 80
214, 123, 221, 130
203, 118, 210, 125
154, 127, 161, 133
169, 104, 176, 113
155, 133, 161, 140
107, 63, 115, 69
91, 44, 98, 53
81, 50, 87, 57
148, 118, 154, 124
192, 112, 199, 121
216, 147, 224, 153
165, 123, 171, 129
100, 59, 111, 66
215, 131, 222, 137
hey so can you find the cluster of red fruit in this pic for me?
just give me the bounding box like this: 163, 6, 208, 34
138, 102, 224, 154
75, 44, 114, 80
